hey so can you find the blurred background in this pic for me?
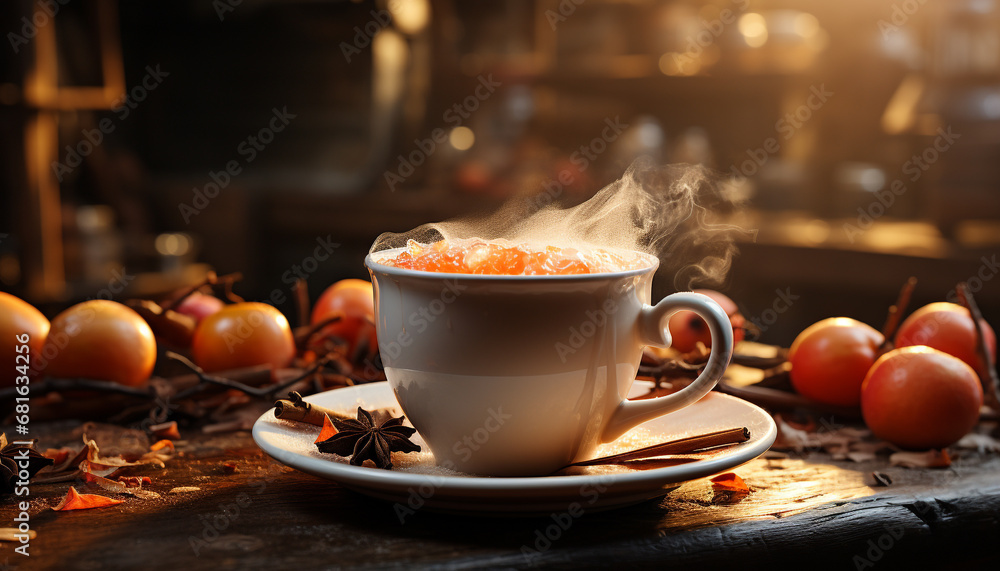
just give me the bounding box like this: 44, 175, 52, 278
1, 0, 999, 345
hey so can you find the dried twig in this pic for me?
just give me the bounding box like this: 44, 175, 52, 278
295, 314, 344, 352
878, 276, 917, 355
165, 352, 330, 400
731, 353, 789, 369
0, 378, 153, 400
164, 271, 243, 311
716, 380, 861, 418
638, 360, 702, 379
293, 278, 310, 329
956, 283, 1000, 411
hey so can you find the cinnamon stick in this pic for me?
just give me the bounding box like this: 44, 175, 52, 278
273, 391, 352, 425
567, 427, 750, 467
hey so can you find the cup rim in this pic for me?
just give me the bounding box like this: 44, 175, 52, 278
365, 246, 659, 281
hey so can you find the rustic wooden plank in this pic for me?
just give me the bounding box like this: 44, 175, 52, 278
2, 426, 999, 570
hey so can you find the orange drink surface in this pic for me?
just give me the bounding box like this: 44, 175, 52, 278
381, 239, 647, 275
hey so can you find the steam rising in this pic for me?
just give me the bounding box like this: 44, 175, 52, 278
371, 158, 749, 289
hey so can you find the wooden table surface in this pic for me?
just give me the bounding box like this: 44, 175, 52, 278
3, 413, 999, 571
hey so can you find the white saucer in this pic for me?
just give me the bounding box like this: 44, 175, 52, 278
252, 381, 776, 515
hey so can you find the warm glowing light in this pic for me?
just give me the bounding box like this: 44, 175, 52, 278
659, 52, 700, 76
794, 13, 819, 38
881, 75, 924, 134
372, 30, 408, 106
449, 126, 475, 150
155, 233, 192, 256
800, 219, 831, 245
389, 0, 430, 35
739, 13, 768, 47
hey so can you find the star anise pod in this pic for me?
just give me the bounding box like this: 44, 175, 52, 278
316, 407, 420, 469
0, 434, 54, 494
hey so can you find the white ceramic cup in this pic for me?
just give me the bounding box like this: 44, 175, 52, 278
366, 249, 734, 476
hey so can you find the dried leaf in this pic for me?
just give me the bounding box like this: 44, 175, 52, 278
150, 440, 175, 452
772, 415, 871, 453
772, 416, 814, 451
43, 448, 71, 465
118, 476, 152, 488
710, 472, 749, 493
314, 414, 339, 444
828, 443, 851, 460
81, 460, 121, 479
890, 449, 952, 469
52, 486, 123, 511
150, 421, 181, 440
137, 449, 171, 467
83, 471, 128, 494
846, 451, 877, 463
83, 438, 162, 469
82, 472, 160, 500
81, 423, 149, 460
48, 446, 90, 474
955, 432, 1000, 453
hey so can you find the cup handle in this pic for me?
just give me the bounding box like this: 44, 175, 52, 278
602, 292, 734, 443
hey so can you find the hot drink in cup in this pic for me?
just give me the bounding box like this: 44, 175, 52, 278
366, 239, 733, 476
